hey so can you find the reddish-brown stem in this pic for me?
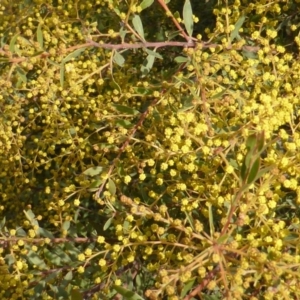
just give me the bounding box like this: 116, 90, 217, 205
156, 0, 191, 42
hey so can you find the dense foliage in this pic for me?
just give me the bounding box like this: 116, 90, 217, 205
1, 0, 300, 299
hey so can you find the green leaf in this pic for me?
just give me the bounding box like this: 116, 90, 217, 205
230, 15, 246, 43
135, 274, 142, 287
108, 178, 116, 195
60, 64, 65, 88
113, 285, 144, 300
174, 56, 189, 63
38, 227, 54, 239
115, 119, 133, 128
208, 204, 214, 236
144, 48, 163, 59
217, 234, 230, 244
119, 26, 127, 41
183, 0, 194, 37
62, 220, 70, 232
166, 30, 182, 40
180, 278, 196, 298
185, 212, 195, 231
88, 179, 103, 192
240, 159, 248, 183
68, 127, 77, 136
103, 217, 113, 231
64, 271, 73, 281
37, 24, 44, 49
132, 14, 145, 41
140, 0, 154, 10
27, 250, 47, 269
83, 166, 103, 177
62, 47, 87, 64
244, 150, 254, 169
246, 134, 257, 151
24, 209, 36, 222
113, 104, 140, 115
70, 289, 83, 300
0, 217, 5, 231
16, 227, 27, 237
283, 233, 298, 242
9, 34, 19, 54
141, 54, 155, 76
253, 165, 274, 182
16, 66, 27, 84
256, 131, 265, 152
113, 51, 125, 67
247, 158, 260, 184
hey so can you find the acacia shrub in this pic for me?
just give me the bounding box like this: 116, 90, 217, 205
0, 0, 300, 299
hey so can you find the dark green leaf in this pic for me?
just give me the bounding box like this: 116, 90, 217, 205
247, 158, 260, 184
244, 150, 254, 169
246, 134, 257, 151
38, 227, 54, 239
113, 285, 144, 300
283, 233, 298, 242
183, 0, 194, 37
113, 104, 140, 115
256, 131, 265, 152
180, 278, 196, 298
240, 160, 248, 183
27, 250, 47, 269
115, 119, 133, 128
0, 217, 6, 231
71, 289, 83, 300
88, 179, 102, 191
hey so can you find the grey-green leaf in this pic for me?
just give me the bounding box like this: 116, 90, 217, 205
83, 166, 103, 177
108, 178, 116, 195
141, 54, 155, 76
144, 48, 163, 59
174, 56, 189, 63
9, 34, 19, 54
183, 0, 194, 37
113, 51, 125, 67
140, 0, 154, 10
60, 64, 65, 88
103, 217, 113, 231
37, 24, 44, 49
132, 14, 145, 41
230, 15, 246, 43
62, 47, 87, 64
